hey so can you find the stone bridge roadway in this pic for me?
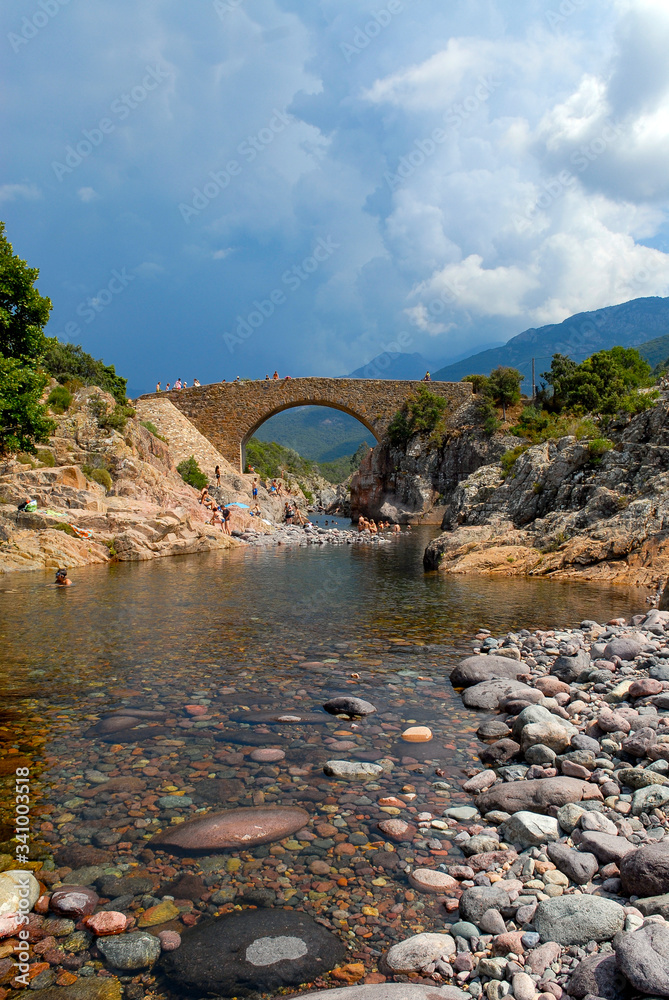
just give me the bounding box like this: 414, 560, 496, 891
137, 377, 472, 471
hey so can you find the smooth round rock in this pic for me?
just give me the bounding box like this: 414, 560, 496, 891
50, 885, 99, 918
384, 932, 456, 973
161, 907, 345, 995
97, 930, 162, 970
534, 894, 625, 945
158, 930, 181, 952
378, 819, 416, 842
0, 870, 39, 915
323, 697, 377, 717
401, 726, 432, 742
408, 869, 458, 894
323, 760, 384, 780
149, 806, 309, 851
249, 748, 286, 763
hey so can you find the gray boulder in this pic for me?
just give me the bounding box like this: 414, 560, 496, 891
579, 831, 637, 865
615, 922, 669, 997
568, 952, 631, 999
450, 655, 529, 688
534, 894, 625, 945
620, 841, 669, 897
500, 811, 559, 848
547, 843, 599, 885
458, 885, 510, 925
632, 784, 669, 815
462, 679, 537, 711
477, 777, 599, 816
551, 648, 591, 682
604, 635, 643, 661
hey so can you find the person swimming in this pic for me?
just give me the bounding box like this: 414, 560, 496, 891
55, 568, 71, 587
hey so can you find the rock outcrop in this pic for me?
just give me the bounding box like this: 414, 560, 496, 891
424, 396, 669, 588
350, 400, 514, 524
0, 387, 286, 573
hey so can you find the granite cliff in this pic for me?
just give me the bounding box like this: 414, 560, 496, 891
0, 388, 285, 573
424, 395, 669, 590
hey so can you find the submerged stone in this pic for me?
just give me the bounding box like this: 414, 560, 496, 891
149, 806, 309, 851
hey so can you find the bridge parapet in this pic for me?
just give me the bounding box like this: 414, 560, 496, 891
137, 377, 472, 470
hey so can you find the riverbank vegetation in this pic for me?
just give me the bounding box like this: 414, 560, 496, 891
0, 222, 129, 455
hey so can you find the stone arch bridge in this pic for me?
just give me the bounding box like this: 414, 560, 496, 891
138, 377, 472, 471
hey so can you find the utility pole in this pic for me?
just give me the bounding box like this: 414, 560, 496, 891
531, 358, 536, 402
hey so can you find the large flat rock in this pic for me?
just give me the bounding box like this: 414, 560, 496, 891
161, 908, 345, 995
477, 777, 599, 816
149, 806, 309, 852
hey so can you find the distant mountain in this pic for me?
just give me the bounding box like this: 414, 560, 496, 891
253, 406, 371, 462
432, 296, 669, 387
346, 352, 430, 380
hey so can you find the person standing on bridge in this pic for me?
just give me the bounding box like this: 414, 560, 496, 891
174, 378, 182, 390
193, 378, 201, 387
156, 381, 161, 392
272, 370, 279, 380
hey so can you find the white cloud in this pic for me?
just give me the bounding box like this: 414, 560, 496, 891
77, 187, 99, 202
0, 183, 41, 204
213, 248, 234, 259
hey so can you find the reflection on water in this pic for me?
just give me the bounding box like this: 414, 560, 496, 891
0, 529, 649, 996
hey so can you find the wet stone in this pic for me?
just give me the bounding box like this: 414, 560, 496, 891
160, 907, 346, 995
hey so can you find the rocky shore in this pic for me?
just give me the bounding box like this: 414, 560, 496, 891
6, 605, 669, 998
424, 395, 669, 590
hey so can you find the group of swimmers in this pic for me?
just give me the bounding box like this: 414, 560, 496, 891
357, 517, 405, 534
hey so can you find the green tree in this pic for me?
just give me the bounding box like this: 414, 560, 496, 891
177, 456, 208, 490
541, 347, 653, 415
0, 222, 52, 361
0, 356, 55, 452
43, 339, 127, 404
462, 373, 490, 394
0, 224, 55, 452
486, 366, 523, 420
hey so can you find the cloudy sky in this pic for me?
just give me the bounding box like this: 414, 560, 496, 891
3, 0, 669, 395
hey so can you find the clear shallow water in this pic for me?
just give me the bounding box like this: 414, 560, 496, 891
0, 529, 650, 996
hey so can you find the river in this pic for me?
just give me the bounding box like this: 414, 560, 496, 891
0, 526, 649, 997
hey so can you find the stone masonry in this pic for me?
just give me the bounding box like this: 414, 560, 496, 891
136, 378, 472, 471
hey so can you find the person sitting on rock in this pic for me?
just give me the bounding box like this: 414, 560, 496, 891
193, 378, 201, 387
200, 487, 209, 505
54, 568, 71, 587
423, 371, 431, 381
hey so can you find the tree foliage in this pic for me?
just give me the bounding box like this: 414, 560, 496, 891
0, 223, 55, 452
0, 356, 55, 452
388, 385, 450, 447
540, 347, 654, 415
0, 222, 52, 361
245, 437, 315, 480
177, 456, 208, 490
486, 366, 523, 418
43, 339, 127, 404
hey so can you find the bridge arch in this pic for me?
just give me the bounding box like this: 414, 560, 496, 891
241, 399, 379, 471
138, 377, 472, 471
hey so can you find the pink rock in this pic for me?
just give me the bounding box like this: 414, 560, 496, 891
185, 705, 208, 716
248, 748, 285, 763
408, 868, 458, 893
84, 911, 127, 936
561, 760, 590, 780
493, 931, 525, 955
377, 819, 416, 842
597, 709, 631, 733
535, 676, 570, 696
159, 929, 182, 951
462, 770, 497, 793
629, 678, 663, 698
149, 806, 310, 851
0, 914, 23, 939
